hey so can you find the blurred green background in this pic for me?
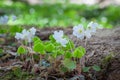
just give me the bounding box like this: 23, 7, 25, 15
0, 0, 120, 29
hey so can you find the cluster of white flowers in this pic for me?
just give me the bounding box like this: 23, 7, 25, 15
52, 22, 98, 47
73, 21, 99, 39
15, 27, 36, 43
15, 21, 98, 47
53, 30, 68, 47
0, 15, 17, 24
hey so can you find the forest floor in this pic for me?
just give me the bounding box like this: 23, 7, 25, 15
0, 27, 120, 80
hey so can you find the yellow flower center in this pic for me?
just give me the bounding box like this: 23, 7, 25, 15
79, 29, 83, 33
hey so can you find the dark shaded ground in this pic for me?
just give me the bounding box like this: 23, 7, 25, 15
0, 27, 120, 80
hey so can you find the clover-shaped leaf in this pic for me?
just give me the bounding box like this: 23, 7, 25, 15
49, 35, 55, 43
92, 65, 101, 71
33, 42, 45, 54
17, 46, 26, 55
33, 36, 42, 44
45, 43, 55, 52
51, 50, 58, 58
63, 59, 76, 70
83, 67, 90, 72
65, 52, 72, 58
73, 46, 86, 58
65, 40, 75, 50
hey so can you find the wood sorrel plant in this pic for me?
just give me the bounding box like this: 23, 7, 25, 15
15, 21, 99, 76
73, 21, 99, 68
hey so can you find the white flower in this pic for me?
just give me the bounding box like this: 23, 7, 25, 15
84, 30, 91, 39
87, 21, 98, 33
53, 30, 68, 47
15, 27, 36, 43
15, 32, 23, 40
28, 27, 37, 42
53, 30, 64, 43
73, 22, 99, 39
0, 15, 9, 24
21, 29, 30, 40
59, 38, 68, 47
53, 30, 63, 38
29, 27, 36, 35
73, 24, 85, 40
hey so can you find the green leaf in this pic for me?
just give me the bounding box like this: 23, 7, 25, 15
73, 46, 86, 58
92, 65, 101, 71
33, 54, 39, 61
51, 50, 57, 58
10, 26, 22, 36
63, 59, 76, 70
0, 48, 3, 54
65, 40, 74, 50
65, 52, 72, 58
0, 48, 4, 56
52, 52, 57, 58
10, 26, 22, 33
49, 35, 55, 43
56, 49, 65, 55
34, 39, 41, 45
83, 67, 90, 72
60, 66, 68, 73
33, 36, 41, 42
33, 42, 45, 54
45, 43, 55, 52
33, 37, 42, 45
17, 46, 26, 55
0, 28, 7, 34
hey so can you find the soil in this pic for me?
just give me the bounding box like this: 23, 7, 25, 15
0, 27, 120, 80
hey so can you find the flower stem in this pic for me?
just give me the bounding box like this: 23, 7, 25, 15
80, 38, 87, 68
